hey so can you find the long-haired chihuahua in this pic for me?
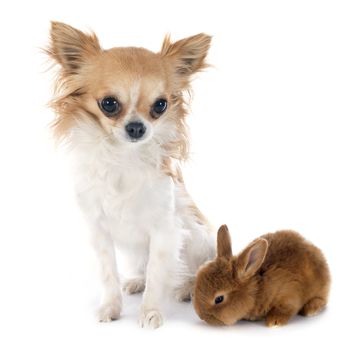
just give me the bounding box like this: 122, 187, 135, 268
46, 22, 215, 328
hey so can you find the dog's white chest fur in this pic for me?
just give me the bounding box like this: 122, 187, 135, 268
73, 140, 174, 252
69, 126, 215, 279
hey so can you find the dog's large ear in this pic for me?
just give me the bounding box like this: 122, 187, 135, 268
47, 21, 101, 73
160, 33, 211, 77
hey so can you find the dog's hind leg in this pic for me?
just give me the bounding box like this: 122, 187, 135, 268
122, 252, 146, 294
123, 277, 145, 295
173, 274, 195, 302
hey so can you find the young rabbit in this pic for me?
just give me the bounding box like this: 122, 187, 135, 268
193, 225, 330, 327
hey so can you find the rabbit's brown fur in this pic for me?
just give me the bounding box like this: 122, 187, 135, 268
193, 225, 330, 327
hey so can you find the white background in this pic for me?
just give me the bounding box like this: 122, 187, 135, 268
0, 0, 349, 349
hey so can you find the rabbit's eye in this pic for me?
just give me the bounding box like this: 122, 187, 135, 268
215, 295, 224, 304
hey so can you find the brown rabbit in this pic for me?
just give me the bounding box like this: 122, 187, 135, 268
193, 225, 330, 327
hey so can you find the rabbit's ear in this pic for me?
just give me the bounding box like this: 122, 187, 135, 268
217, 225, 233, 258
237, 239, 268, 279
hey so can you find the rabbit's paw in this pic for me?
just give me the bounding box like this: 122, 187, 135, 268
299, 297, 326, 317
265, 309, 292, 327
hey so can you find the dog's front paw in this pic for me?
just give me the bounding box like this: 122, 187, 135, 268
138, 309, 164, 329
98, 301, 122, 322
123, 277, 145, 295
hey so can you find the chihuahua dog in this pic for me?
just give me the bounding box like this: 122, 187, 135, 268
47, 22, 215, 328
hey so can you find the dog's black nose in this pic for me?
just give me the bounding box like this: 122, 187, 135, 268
125, 122, 146, 139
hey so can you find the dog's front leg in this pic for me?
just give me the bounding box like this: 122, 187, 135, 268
138, 224, 181, 329
90, 224, 122, 322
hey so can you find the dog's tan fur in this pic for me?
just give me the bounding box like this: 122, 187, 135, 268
46, 22, 211, 164
193, 225, 330, 327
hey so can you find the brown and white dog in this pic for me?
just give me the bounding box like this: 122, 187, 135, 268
46, 22, 215, 328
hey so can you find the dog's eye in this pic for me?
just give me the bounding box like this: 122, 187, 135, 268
99, 96, 120, 116
151, 98, 167, 118
214, 295, 224, 305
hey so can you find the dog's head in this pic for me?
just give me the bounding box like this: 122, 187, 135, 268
47, 22, 211, 160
